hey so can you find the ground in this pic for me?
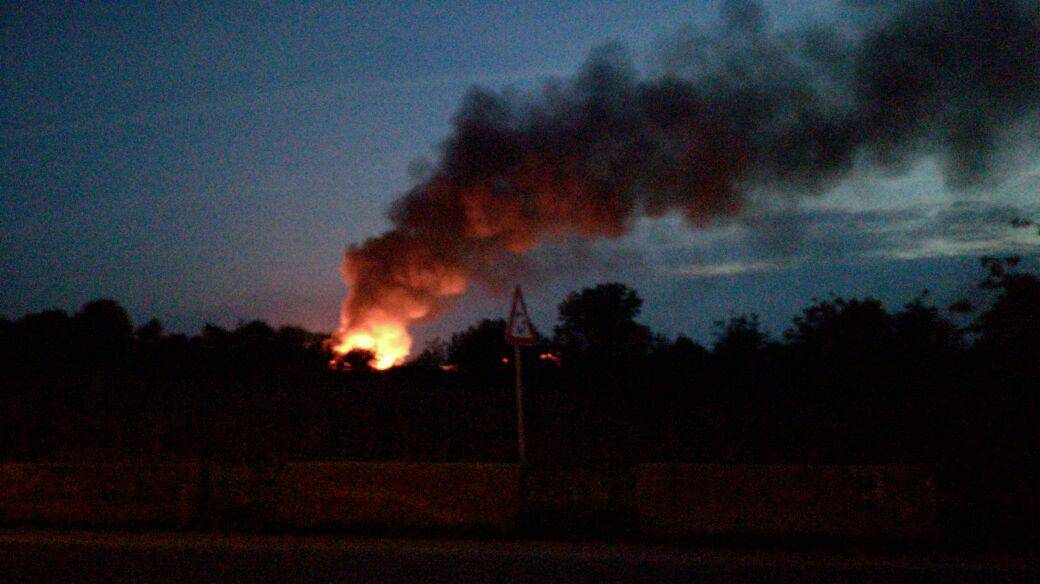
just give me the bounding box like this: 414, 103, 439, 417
1, 529, 1038, 582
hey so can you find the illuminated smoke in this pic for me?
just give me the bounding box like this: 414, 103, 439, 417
332, 0, 1040, 368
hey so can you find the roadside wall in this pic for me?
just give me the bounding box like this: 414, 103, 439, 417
0, 463, 201, 526
205, 464, 283, 527
636, 464, 938, 540
0, 462, 958, 541
937, 464, 1040, 541
274, 462, 521, 534
522, 464, 636, 536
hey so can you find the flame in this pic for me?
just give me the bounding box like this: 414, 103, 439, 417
333, 236, 471, 370
331, 320, 411, 370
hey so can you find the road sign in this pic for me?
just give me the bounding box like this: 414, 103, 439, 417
505, 285, 536, 463
505, 286, 538, 345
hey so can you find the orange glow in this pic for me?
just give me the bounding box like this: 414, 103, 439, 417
331, 320, 411, 370
334, 235, 472, 370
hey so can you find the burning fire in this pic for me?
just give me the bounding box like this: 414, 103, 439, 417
330, 320, 411, 370
331, 235, 470, 371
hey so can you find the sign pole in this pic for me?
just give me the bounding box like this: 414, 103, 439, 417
514, 342, 526, 463
505, 285, 536, 464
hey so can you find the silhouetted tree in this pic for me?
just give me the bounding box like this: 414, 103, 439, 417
232, 320, 278, 366
12, 309, 72, 368
135, 319, 163, 344
342, 348, 377, 372
198, 323, 232, 351
648, 334, 710, 400
133, 318, 165, 375
448, 318, 509, 376
72, 299, 133, 369
708, 313, 773, 400
654, 334, 709, 364
553, 283, 653, 369
964, 257, 1040, 469
974, 256, 1040, 354
784, 296, 893, 363
273, 325, 329, 368
0, 318, 13, 363
195, 323, 233, 373
892, 294, 963, 359
411, 337, 448, 370
712, 313, 768, 360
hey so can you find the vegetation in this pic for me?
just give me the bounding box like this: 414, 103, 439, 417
0, 258, 1038, 470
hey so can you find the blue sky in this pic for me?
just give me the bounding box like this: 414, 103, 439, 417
2, 1, 1038, 348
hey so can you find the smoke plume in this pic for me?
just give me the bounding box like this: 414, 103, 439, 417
334, 0, 1040, 366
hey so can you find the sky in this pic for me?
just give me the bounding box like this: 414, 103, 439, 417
2, 0, 1039, 348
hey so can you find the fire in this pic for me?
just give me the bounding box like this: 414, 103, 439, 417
331, 320, 411, 370
333, 234, 471, 371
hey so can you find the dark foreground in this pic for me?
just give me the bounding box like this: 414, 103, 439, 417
1, 530, 1038, 583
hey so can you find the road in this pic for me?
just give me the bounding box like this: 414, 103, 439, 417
0, 529, 1037, 582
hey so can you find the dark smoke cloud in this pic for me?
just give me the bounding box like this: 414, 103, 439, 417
339, 0, 1040, 336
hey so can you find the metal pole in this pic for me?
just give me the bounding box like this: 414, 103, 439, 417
514, 342, 526, 463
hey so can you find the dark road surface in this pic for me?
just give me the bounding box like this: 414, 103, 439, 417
1, 530, 1037, 583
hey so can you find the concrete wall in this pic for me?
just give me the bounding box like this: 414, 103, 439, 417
275, 462, 521, 534
636, 464, 938, 540
0, 463, 201, 526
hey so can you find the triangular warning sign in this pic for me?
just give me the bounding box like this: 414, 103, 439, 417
505, 286, 538, 345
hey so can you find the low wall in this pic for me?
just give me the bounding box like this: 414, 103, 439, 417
636, 464, 937, 540
937, 464, 1040, 540
522, 465, 636, 536
0, 463, 201, 526
0, 462, 947, 539
205, 464, 283, 526
275, 462, 521, 534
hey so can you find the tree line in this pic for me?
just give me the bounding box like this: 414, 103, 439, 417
0, 256, 1037, 467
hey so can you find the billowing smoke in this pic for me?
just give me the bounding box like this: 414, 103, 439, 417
333, 0, 1040, 368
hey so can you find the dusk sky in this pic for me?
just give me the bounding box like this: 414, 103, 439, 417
3, 0, 1039, 350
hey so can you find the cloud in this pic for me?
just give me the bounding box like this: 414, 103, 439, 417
635, 198, 1040, 280
871, 201, 1040, 261
674, 259, 791, 278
